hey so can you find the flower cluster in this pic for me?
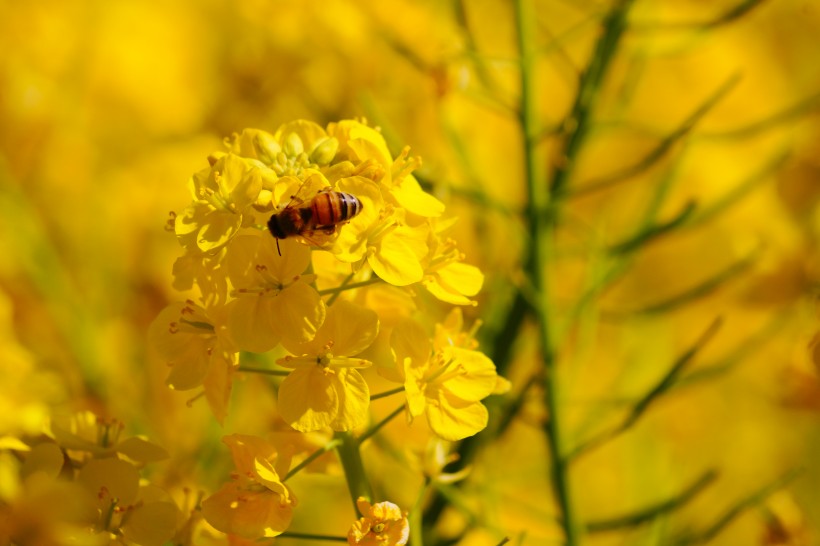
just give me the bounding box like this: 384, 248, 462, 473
150, 119, 506, 542
0, 412, 179, 546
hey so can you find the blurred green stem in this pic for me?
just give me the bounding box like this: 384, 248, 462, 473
517, 1, 634, 544
334, 431, 373, 514
515, 0, 578, 543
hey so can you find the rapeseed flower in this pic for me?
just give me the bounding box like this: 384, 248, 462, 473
175, 153, 272, 253
148, 300, 237, 423
391, 315, 503, 441
347, 497, 409, 546
224, 234, 325, 352
201, 434, 296, 539
277, 301, 379, 432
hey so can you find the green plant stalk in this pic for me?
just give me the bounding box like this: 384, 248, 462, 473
515, 0, 578, 544
334, 431, 374, 514
517, 1, 635, 544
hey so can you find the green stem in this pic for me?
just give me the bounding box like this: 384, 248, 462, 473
409, 478, 431, 546
283, 439, 343, 482
326, 272, 355, 306
317, 278, 382, 296
358, 405, 404, 444
515, 0, 578, 543
370, 386, 405, 401
275, 532, 347, 542
334, 431, 374, 512
236, 366, 289, 376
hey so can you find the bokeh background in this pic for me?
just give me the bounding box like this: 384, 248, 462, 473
2, 0, 820, 544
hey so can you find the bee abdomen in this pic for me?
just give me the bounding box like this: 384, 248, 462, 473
313, 191, 363, 227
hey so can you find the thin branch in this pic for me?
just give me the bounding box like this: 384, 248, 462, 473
570, 73, 741, 197
673, 468, 803, 545
568, 318, 722, 460
586, 470, 718, 532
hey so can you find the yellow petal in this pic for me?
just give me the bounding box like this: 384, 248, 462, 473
21, 442, 64, 482
226, 297, 281, 353
203, 353, 235, 426
226, 234, 311, 287
426, 392, 488, 441
313, 300, 379, 357
441, 348, 498, 402
369, 232, 423, 286
78, 457, 140, 506
434, 262, 484, 297
391, 175, 444, 217
271, 283, 326, 347
165, 340, 211, 390
391, 319, 431, 369
116, 437, 169, 463
121, 501, 179, 546
278, 368, 337, 432
202, 482, 292, 539
329, 369, 370, 431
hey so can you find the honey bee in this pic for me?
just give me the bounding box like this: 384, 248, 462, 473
268, 188, 363, 254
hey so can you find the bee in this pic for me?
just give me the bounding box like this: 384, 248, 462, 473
268, 188, 363, 255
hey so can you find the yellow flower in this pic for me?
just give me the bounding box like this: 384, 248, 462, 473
148, 300, 237, 423
224, 234, 325, 352
78, 457, 178, 546
391, 316, 503, 441
277, 301, 379, 432
174, 153, 272, 253
330, 175, 428, 286
201, 434, 296, 539
347, 497, 409, 546
421, 225, 484, 306
49, 411, 169, 464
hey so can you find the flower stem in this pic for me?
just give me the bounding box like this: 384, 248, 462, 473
275, 532, 347, 542
516, 0, 635, 544
370, 386, 405, 401
334, 431, 374, 513
358, 405, 404, 444
284, 438, 343, 482
317, 278, 382, 296
326, 272, 355, 306
409, 478, 431, 546
236, 366, 289, 376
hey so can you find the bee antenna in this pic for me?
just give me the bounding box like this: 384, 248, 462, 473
276, 239, 282, 256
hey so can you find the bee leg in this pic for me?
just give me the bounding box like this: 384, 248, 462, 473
276, 239, 282, 256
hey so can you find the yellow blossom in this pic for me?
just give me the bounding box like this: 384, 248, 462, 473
224, 234, 325, 352
49, 411, 169, 464
174, 153, 272, 253
391, 316, 503, 441
421, 226, 483, 306
148, 300, 237, 423
277, 301, 379, 432
347, 497, 409, 546
78, 457, 178, 546
201, 434, 296, 539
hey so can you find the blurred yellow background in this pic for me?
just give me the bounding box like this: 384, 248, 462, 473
2, 0, 820, 544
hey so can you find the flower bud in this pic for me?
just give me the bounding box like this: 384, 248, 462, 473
283, 132, 304, 158
309, 137, 339, 166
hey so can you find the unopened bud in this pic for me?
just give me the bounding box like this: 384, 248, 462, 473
283, 132, 304, 157
309, 137, 339, 166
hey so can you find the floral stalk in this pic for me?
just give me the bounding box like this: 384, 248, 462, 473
335, 431, 374, 513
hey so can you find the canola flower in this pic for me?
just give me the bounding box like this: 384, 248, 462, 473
145, 118, 505, 541
347, 497, 410, 546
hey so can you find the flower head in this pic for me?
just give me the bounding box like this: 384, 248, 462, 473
347, 497, 409, 546
392, 314, 505, 441
277, 300, 379, 432
201, 434, 296, 539
148, 300, 237, 423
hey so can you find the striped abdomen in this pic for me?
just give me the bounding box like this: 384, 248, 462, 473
311, 191, 363, 228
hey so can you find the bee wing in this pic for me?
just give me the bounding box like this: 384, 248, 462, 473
277, 173, 331, 210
